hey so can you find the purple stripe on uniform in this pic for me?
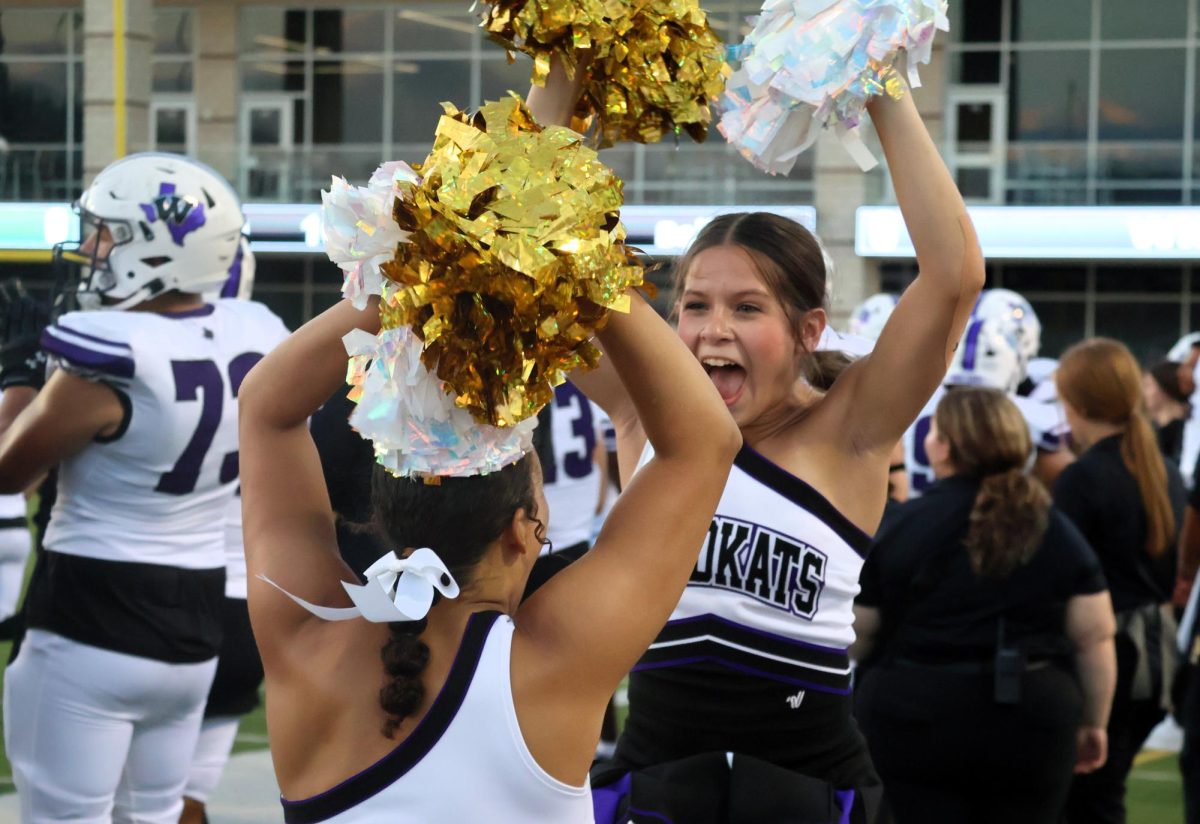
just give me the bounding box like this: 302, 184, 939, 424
221, 249, 243, 298
664, 613, 849, 656
40, 335, 135, 379
631, 655, 853, 695
592, 774, 633, 824
836, 789, 856, 824
962, 319, 984, 371
47, 324, 131, 351
159, 304, 216, 319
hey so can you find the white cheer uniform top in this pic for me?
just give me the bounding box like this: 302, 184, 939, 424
280, 611, 593, 824
633, 444, 869, 696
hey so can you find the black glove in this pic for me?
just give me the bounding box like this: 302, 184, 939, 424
0, 279, 51, 390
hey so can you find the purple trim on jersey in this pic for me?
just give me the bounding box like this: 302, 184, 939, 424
664, 612, 848, 656
47, 324, 131, 351
631, 655, 853, 696
962, 319, 984, 371
592, 774, 633, 824
40, 330, 135, 379
280, 611, 501, 824
158, 304, 216, 319
836, 789, 856, 824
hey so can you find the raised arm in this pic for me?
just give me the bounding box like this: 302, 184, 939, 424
516, 290, 741, 695
238, 298, 381, 664
829, 86, 985, 453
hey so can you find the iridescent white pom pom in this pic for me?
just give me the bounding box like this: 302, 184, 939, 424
343, 326, 536, 478
718, 0, 949, 174
321, 161, 418, 309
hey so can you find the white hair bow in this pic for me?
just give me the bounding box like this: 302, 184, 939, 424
258, 547, 460, 623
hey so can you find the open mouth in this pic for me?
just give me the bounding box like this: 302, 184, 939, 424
702, 358, 747, 405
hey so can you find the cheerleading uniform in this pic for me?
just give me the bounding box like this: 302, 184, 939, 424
4, 300, 289, 824
279, 611, 593, 824
614, 444, 880, 796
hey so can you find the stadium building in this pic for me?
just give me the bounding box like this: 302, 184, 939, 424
0, 0, 1197, 359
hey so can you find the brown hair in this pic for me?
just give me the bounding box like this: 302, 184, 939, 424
370, 454, 545, 737
1057, 338, 1175, 556
935, 388, 1051, 579
672, 212, 830, 385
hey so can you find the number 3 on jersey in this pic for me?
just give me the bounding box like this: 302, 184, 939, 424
542, 382, 596, 485
156, 352, 263, 495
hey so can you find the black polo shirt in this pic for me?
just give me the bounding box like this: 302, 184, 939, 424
859, 475, 1105, 664
1052, 434, 1184, 613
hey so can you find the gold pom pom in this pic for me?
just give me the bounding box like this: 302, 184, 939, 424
480, 0, 729, 147
380, 94, 646, 428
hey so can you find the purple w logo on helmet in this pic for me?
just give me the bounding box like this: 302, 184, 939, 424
139, 182, 208, 247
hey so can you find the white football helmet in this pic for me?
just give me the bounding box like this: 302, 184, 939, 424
203, 236, 256, 302
55, 152, 245, 311
973, 289, 1041, 365
1168, 333, 1200, 363
945, 316, 1024, 394
847, 293, 899, 341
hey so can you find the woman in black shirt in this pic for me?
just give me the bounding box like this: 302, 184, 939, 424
855, 387, 1116, 824
1054, 338, 1187, 824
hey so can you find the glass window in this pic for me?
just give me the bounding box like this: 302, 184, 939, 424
1012, 0, 1092, 42
953, 51, 1002, 85
240, 8, 307, 55
395, 8, 476, 53
1008, 50, 1090, 141
154, 9, 193, 56
1100, 0, 1187, 40
153, 62, 194, 94
957, 0, 1004, 43
1095, 302, 1182, 363
1007, 144, 1088, 184
256, 290, 306, 332
1000, 265, 1088, 292
314, 9, 385, 54
1098, 49, 1185, 141
154, 107, 190, 152
1096, 187, 1184, 204
393, 60, 471, 142
0, 9, 77, 55
480, 55, 536, 106
1096, 266, 1183, 293
312, 59, 385, 143
956, 167, 993, 200
1028, 300, 1086, 358
0, 63, 69, 142
1096, 144, 1182, 182
242, 61, 306, 93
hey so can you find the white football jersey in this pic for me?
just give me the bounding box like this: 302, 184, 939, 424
542, 382, 603, 553
40, 300, 289, 569
903, 385, 1068, 497
632, 443, 867, 695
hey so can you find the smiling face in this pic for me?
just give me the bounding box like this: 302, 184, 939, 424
676, 244, 822, 428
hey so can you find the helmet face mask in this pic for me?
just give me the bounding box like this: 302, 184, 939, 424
51, 152, 245, 313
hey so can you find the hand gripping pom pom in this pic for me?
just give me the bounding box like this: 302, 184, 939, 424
380, 95, 646, 429
344, 326, 537, 478
478, 0, 730, 147
322, 161, 419, 310
718, 0, 949, 174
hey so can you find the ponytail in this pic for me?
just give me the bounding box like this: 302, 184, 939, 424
379, 618, 431, 738
966, 468, 1051, 579
1123, 411, 1176, 556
